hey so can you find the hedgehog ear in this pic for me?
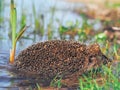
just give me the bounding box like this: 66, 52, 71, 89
88, 43, 101, 54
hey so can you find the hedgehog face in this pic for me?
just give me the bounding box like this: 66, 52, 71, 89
86, 43, 111, 70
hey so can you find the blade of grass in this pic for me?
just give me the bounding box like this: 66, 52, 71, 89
10, 0, 17, 64
36, 83, 41, 90
15, 25, 29, 43
10, 25, 29, 64
113, 43, 120, 59
79, 79, 84, 90
10, 0, 28, 64
10, 0, 17, 49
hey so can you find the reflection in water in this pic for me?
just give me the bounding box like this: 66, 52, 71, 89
0, 51, 34, 89
0, 51, 14, 89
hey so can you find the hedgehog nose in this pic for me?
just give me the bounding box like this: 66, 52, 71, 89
102, 54, 112, 64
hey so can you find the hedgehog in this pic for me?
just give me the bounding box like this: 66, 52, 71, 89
12, 40, 111, 86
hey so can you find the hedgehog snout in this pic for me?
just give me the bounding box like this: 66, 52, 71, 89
101, 54, 112, 65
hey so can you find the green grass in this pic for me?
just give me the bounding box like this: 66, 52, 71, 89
58, 19, 89, 41
32, 1, 44, 37
10, 0, 17, 64
10, 0, 17, 49
10, 0, 28, 64
113, 43, 120, 59
0, 0, 4, 23
105, 1, 120, 8
36, 83, 41, 90
79, 64, 120, 90
50, 75, 62, 88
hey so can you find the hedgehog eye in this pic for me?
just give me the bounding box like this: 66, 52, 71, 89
89, 57, 93, 63
89, 56, 95, 63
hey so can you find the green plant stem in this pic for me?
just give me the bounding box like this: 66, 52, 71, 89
10, 0, 17, 49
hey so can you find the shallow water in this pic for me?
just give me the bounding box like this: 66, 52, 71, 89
0, 51, 46, 90
0, 51, 16, 89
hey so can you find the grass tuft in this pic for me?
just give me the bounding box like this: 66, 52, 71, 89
10, 0, 28, 64
79, 65, 120, 90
